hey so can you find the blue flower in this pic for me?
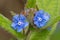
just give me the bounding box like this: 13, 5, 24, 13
33, 10, 50, 28
11, 14, 29, 32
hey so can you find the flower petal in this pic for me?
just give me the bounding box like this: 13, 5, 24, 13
19, 14, 26, 21
39, 23, 46, 27
35, 10, 44, 16
13, 14, 19, 23
34, 21, 40, 28
43, 13, 50, 21
17, 28, 23, 32
33, 16, 38, 21
38, 10, 44, 14
24, 22, 29, 28
16, 25, 23, 32
11, 22, 17, 29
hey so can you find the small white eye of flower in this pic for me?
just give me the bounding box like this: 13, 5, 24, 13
38, 17, 42, 21
18, 21, 23, 25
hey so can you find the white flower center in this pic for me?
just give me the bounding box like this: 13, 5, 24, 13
38, 17, 42, 21
18, 21, 23, 25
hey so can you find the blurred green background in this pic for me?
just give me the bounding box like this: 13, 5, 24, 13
50, 22, 60, 40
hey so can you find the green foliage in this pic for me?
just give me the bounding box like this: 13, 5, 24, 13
50, 22, 60, 40
29, 23, 58, 40
25, 0, 36, 8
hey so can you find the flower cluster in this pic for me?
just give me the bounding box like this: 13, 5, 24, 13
11, 10, 50, 32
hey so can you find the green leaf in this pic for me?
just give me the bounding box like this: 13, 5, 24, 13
29, 22, 58, 40
0, 14, 24, 40
25, 0, 36, 8
36, 0, 60, 28
50, 22, 60, 40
